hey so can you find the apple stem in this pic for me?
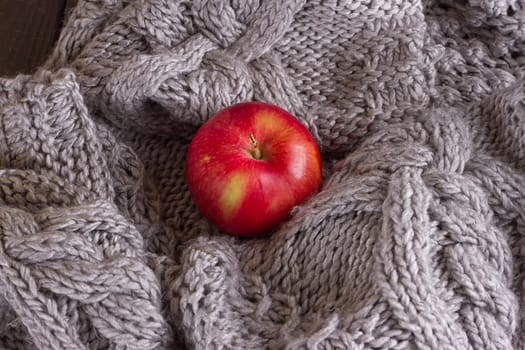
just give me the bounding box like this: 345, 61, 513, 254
249, 133, 257, 146
249, 133, 263, 160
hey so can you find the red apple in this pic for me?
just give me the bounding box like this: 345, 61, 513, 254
185, 102, 322, 237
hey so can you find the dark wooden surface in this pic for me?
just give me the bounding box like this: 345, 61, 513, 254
0, 0, 75, 77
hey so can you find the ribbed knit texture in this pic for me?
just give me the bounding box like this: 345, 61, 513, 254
1, 0, 524, 349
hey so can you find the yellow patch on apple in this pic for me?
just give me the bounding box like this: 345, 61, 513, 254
220, 172, 248, 219
255, 110, 285, 131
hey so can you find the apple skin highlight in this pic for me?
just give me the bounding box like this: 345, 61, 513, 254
185, 102, 322, 237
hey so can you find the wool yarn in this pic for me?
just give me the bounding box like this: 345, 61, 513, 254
0, 0, 524, 349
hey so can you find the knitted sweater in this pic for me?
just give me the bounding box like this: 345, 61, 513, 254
0, 0, 524, 349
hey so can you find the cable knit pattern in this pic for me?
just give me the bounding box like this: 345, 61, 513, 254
1, 0, 524, 349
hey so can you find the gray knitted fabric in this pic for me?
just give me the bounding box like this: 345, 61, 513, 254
0, 0, 524, 349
